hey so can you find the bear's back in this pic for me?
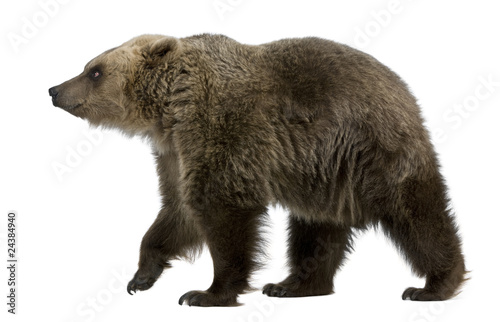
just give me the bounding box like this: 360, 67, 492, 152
176, 34, 430, 159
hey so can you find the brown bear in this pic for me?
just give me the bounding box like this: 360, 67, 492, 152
49, 34, 467, 306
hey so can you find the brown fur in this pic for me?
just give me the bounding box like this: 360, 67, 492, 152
49, 34, 467, 306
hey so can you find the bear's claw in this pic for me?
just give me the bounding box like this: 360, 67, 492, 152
127, 276, 155, 295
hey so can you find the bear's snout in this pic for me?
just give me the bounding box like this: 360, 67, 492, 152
48, 86, 58, 100
48, 84, 83, 111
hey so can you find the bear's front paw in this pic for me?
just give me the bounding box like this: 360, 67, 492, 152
263, 280, 333, 297
262, 283, 291, 297
402, 287, 444, 301
127, 271, 162, 295
127, 264, 164, 295
178, 290, 239, 307
127, 275, 156, 295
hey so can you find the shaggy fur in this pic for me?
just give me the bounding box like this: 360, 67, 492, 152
49, 34, 466, 306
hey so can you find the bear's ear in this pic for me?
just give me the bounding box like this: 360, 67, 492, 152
147, 37, 181, 61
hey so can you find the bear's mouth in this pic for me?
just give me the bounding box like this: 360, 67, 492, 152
64, 103, 83, 110
56, 102, 83, 111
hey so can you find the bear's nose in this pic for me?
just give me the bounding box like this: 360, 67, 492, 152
48, 86, 58, 99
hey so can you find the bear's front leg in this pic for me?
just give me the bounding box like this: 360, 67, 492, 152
128, 152, 204, 295
179, 205, 266, 306
127, 206, 203, 294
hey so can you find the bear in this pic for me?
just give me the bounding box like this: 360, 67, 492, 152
49, 34, 467, 306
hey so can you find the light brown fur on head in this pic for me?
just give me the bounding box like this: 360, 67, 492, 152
49, 34, 180, 137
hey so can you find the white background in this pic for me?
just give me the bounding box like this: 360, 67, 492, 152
1, 0, 499, 321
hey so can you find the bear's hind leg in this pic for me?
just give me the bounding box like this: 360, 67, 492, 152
263, 215, 353, 297
381, 175, 467, 301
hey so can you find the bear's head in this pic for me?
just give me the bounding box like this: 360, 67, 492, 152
49, 34, 181, 134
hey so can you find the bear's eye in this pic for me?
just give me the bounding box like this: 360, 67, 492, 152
90, 70, 102, 79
